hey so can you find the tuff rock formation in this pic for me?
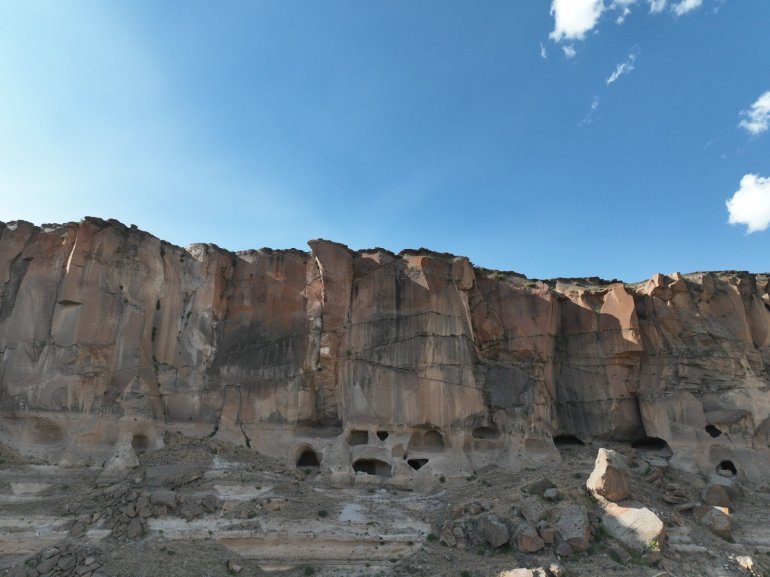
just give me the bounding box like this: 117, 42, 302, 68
1, 218, 769, 485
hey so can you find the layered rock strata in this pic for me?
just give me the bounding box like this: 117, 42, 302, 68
0, 218, 768, 484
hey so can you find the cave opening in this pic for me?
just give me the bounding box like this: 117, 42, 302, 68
631, 437, 671, 453
716, 460, 737, 476
553, 434, 585, 446
705, 424, 722, 438
353, 458, 392, 477
376, 431, 389, 441
297, 449, 320, 468
408, 430, 445, 453
131, 434, 150, 455
472, 426, 501, 440
349, 430, 369, 446
407, 458, 429, 470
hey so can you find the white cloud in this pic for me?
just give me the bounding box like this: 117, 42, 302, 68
672, 0, 703, 16
611, 0, 637, 23
539, 41, 548, 59
648, 0, 666, 13
606, 48, 639, 85
549, 0, 605, 41
739, 90, 770, 136
726, 174, 770, 233
579, 96, 601, 126
562, 44, 577, 58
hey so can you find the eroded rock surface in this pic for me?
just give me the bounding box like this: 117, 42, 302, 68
587, 448, 631, 502
0, 219, 769, 486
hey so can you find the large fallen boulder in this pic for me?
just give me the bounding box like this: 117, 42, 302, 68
586, 448, 631, 502
601, 501, 665, 552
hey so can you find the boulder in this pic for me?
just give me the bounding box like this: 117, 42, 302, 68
694, 505, 732, 540
476, 513, 511, 548
543, 488, 560, 501
601, 501, 665, 553
557, 505, 590, 552
512, 521, 545, 553
524, 478, 556, 496
702, 484, 731, 508
150, 490, 177, 509
537, 520, 555, 544
554, 540, 573, 557
586, 448, 631, 502
520, 497, 548, 524
126, 517, 144, 539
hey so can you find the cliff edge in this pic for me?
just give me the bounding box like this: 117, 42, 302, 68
1, 218, 769, 485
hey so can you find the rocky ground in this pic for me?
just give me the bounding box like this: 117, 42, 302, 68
1, 435, 769, 577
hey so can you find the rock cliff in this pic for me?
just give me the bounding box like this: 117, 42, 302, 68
1, 218, 768, 483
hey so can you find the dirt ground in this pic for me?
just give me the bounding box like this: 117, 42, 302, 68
2, 434, 769, 577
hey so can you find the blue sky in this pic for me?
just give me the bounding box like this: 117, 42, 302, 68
1, 0, 768, 281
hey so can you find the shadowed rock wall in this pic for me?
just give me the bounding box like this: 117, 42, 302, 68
1, 219, 768, 482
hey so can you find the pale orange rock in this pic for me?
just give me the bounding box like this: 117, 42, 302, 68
0, 219, 768, 486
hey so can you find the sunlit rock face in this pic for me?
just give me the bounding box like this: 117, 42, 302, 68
0, 218, 768, 483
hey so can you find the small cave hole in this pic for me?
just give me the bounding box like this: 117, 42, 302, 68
131, 434, 150, 455
553, 434, 585, 447
716, 460, 737, 476
631, 437, 671, 453
297, 449, 320, 468
353, 458, 392, 477
408, 430, 445, 453
472, 427, 501, 440
349, 430, 369, 446
705, 424, 722, 438
376, 431, 389, 441
407, 458, 429, 471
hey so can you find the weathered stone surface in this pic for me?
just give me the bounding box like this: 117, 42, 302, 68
543, 488, 560, 501
150, 490, 177, 508
126, 517, 144, 539
477, 513, 511, 548
557, 505, 590, 552
537, 519, 555, 544
586, 448, 631, 502
554, 540, 573, 557
601, 501, 665, 552
703, 483, 731, 507
524, 478, 556, 496
0, 220, 769, 483
519, 497, 548, 524
694, 505, 733, 539
512, 521, 545, 553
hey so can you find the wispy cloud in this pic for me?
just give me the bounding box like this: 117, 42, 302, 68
539, 42, 548, 60
549, 0, 605, 42
703, 136, 720, 150
739, 90, 770, 136
579, 96, 601, 126
606, 47, 640, 85
562, 44, 577, 58
726, 174, 770, 233
672, 0, 703, 16
648, 0, 667, 13
612, 0, 636, 23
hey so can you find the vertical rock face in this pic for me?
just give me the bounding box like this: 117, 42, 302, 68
0, 219, 769, 482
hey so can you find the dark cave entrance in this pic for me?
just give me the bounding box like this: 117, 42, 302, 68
297, 449, 321, 468
353, 458, 392, 477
